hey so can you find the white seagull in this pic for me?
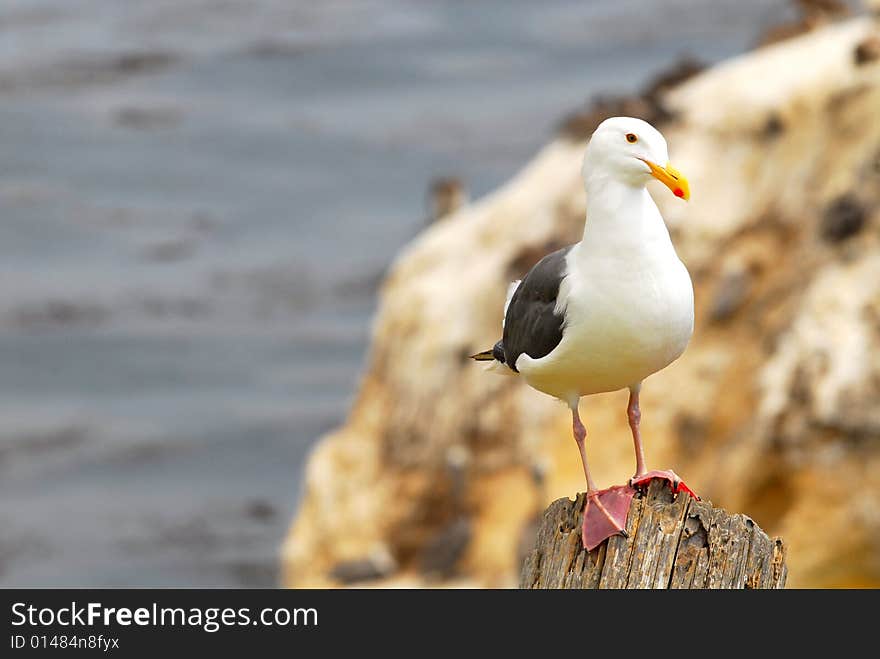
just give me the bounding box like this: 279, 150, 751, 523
472, 117, 698, 550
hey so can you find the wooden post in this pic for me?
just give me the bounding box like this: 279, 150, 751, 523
520, 480, 787, 589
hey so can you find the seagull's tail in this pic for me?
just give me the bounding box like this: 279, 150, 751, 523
469, 341, 514, 376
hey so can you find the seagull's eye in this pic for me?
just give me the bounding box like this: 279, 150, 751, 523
626, 133, 638, 144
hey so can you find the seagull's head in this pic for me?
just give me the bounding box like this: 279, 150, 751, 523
583, 116, 690, 201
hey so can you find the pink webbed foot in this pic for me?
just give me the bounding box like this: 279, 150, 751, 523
630, 469, 699, 500
581, 485, 636, 551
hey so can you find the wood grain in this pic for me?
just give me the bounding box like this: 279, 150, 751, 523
520, 480, 787, 589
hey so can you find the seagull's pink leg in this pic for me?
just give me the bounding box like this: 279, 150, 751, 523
626, 385, 699, 500
627, 385, 647, 479
572, 403, 635, 550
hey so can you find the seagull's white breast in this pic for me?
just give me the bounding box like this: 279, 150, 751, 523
517, 206, 694, 402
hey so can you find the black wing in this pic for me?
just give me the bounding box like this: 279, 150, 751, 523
499, 246, 572, 372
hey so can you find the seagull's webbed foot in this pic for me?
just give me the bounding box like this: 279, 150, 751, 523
630, 469, 699, 500
581, 484, 636, 551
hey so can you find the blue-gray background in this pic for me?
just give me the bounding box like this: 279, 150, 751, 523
0, 0, 798, 585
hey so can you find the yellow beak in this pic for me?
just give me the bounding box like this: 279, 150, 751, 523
642, 159, 690, 201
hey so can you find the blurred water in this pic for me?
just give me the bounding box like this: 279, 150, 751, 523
0, 0, 794, 585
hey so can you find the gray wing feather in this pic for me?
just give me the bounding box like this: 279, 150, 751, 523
500, 246, 572, 372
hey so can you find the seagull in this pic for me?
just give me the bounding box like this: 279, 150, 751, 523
471, 117, 698, 551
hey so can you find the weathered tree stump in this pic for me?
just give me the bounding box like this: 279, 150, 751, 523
520, 480, 787, 589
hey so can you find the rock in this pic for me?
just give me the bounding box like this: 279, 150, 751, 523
641, 56, 707, 106
820, 194, 867, 243
427, 177, 468, 223
756, 0, 850, 47
329, 555, 396, 585
558, 57, 704, 143
761, 113, 787, 139
558, 95, 659, 143
418, 517, 471, 579
282, 18, 880, 588
797, 0, 850, 20
709, 267, 752, 323
854, 35, 880, 65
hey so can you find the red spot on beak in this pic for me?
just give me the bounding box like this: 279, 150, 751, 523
674, 188, 684, 198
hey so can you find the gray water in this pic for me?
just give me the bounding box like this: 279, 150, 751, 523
0, 0, 796, 586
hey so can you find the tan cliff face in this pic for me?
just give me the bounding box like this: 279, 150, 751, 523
282, 17, 880, 588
